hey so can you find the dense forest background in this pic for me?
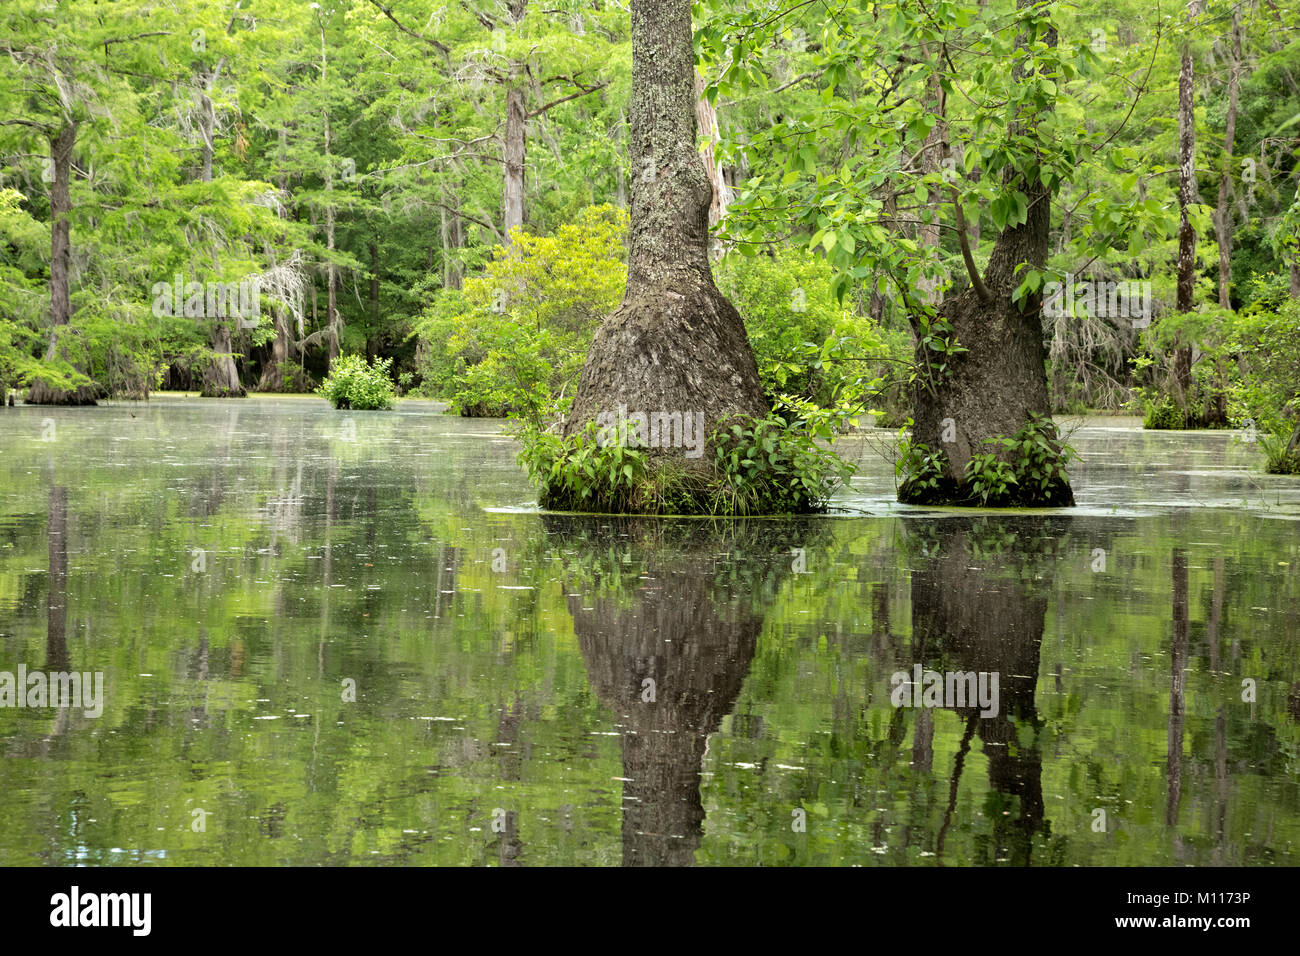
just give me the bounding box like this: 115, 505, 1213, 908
1, 0, 1298, 460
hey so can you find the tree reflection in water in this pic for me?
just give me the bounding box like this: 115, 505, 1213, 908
906, 517, 1071, 865
546, 516, 817, 866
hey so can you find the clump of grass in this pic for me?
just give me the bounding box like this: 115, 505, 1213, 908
1261, 424, 1300, 475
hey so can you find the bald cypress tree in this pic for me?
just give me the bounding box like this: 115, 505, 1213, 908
562, 0, 768, 467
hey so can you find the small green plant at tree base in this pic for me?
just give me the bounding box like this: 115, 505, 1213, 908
512, 404, 853, 516
317, 354, 397, 410
1260, 424, 1300, 476
898, 414, 1076, 506
895, 433, 955, 502
965, 451, 1019, 505
710, 407, 855, 514
1141, 392, 1187, 430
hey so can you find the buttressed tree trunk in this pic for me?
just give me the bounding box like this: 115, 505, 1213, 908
201, 321, 246, 397
564, 0, 767, 466
904, 1, 1071, 505
28, 124, 97, 406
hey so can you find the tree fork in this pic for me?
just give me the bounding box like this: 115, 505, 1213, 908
902, 0, 1072, 507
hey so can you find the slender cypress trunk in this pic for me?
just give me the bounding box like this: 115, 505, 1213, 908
694, 72, 730, 256
502, 0, 528, 241
197, 62, 245, 398
916, 44, 946, 308
369, 241, 379, 361
28, 123, 96, 406
1214, 8, 1242, 310
440, 182, 464, 290
1173, 33, 1198, 405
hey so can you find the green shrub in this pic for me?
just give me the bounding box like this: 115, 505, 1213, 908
411, 205, 627, 417
1141, 394, 1186, 430
1135, 308, 1238, 429
317, 354, 396, 410
1260, 424, 1300, 475
715, 249, 911, 418
513, 403, 853, 516
895, 436, 954, 503
897, 414, 1076, 506
1227, 299, 1300, 445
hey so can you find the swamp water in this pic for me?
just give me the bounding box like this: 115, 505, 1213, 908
0, 398, 1297, 865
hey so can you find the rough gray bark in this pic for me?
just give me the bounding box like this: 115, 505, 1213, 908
504, 80, 526, 239
502, 0, 528, 240
28, 123, 97, 406
1214, 8, 1242, 310
916, 42, 946, 308
1174, 31, 1197, 402
563, 0, 767, 464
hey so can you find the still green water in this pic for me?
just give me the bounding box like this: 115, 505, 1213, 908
0, 397, 1297, 866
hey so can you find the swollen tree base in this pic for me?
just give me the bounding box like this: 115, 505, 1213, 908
526, 278, 850, 516
547, 279, 781, 516
26, 379, 97, 406
199, 384, 248, 398
564, 275, 767, 461
900, 285, 1075, 508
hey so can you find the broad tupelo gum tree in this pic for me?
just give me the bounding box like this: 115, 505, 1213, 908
691, 0, 1180, 507
904, 0, 1072, 506
562, 0, 767, 463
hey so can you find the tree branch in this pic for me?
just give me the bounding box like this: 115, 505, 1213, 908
366, 0, 450, 56
526, 81, 609, 118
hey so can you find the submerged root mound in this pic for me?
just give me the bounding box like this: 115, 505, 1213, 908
199, 383, 248, 398
898, 471, 1075, 507
536, 464, 830, 518
531, 420, 846, 517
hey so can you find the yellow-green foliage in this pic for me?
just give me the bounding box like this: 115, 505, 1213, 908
715, 249, 909, 415
414, 204, 628, 417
